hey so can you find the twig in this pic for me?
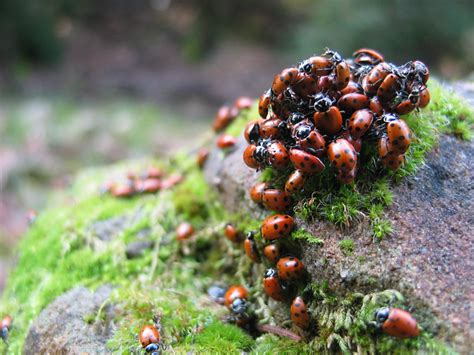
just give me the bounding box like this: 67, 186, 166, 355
257, 324, 302, 342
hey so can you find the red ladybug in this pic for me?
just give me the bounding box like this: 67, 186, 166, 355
267, 141, 290, 169
141, 178, 161, 193
261, 214, 295, 240
334, 60, 351, 90
375, 307, 420, 339
377, 73, 400, 103
340, 131, 362, 153
224, 223, 241, 243
277, 256, 305, 281
212, 105, 238, 132
299, 55, 332, 76
249, 182, 270, 204
262, 243, 280, 263
327, 139, 357, 173
386, 117, 411, 154
363, 62, 392, 95
297, 129, 326, 157
1, 315, 12, 342
176, 222, 194, 241
290, 296, 310, 329
260, 117, 283, 139
382, 152, 405, 171
348, 109, 374, 138
244, 232, 261, 263
258, 90, 271, 119
160, 174, 183, 189
111, 182, 135, 198
340, 80, 362, 95
285, 170, 306, 195
353, 48, 384, 65
262, 188, 293, 212
289, 149, 325, 174
196, 148, 210, 168
234, 96, 253, 110
338, 93, 370, 112
291, 73, 318, 97
217, 134, 237, 149
418, 87, 430, 108
224, 285, 248, 308
244, 119, 262, 144
139, 325, 161, 353
313, 106, 343, 135
243, 144, 260, 169
369, 96, 384, 116
272, 67, 299, 96
263, 268, 286, 301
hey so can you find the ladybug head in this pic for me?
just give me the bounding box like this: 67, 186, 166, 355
1, 327, 8, 342
248, 122, 261, 144
313, 93, 334, 112
231, 298, 248, 315
295, 123, 312, 140
323, 48, 342, 64
375, 307, 390, 324
408, 88, 421, 105
382, 113, 399, 123
264, 268, 278, 278
145, 343, 160, 353
299, 60, 313, 75
289, 113, 305, 125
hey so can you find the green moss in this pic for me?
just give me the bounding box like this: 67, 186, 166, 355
338, 239, 355, 255
224, 102, 258, 138
292, 229, 324, 246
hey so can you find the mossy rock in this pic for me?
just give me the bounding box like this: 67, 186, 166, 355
0, 82, 472, 354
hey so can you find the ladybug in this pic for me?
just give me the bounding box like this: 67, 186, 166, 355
337, 167, 357, 184
224, 223, 241, 243
375, 307, 420, 339
111, 182, 135, 198
230, 297, 249, 316
299, 55, 332, 76
377, 73, 400, 103
369, 96, 384, 116
334, 59, 351, 90
327, 138, 357, 173
224, 285, 249, 308
297, 129, 326, 157
262, 188, 293, 212
140, 178, 161, 193
262, 243, 281, 263
337, 93, 370, 112
263, 268, 286, 301
139, 325, 161, 353
340, 80, 362, 95
313, 106, 343, 135
348, 109, 374, 138
258, 90, 271, 119
272, 67, 299, 96
340, 131, 362, 153
196, 148, 210, 168
212, 105, 238, 132
261, 214, 295, 240
277, 256, 305, 281
267, 141, 290, 169
244, 120, 262, 144
244, 232, 261, 263
317, 75, 334, 91
160, 174, 183, 189
291, 73, 318, 97
216, 134, 237, 149
208, 285, 227, 305
176, 222, 194, 241
418, 86, 430, 108
290, 296, 310, 329
249, 182, 270, 204
363, 62, 392, 95
1, 315, 12, 342
243, 144, 260, 169
260, 117, 283, 139
386, 117, 411, 154
285, 170, 306, 195
394, 98, 416, 115
234, 96, 254, 110
382, 152, 405, 171
353, 48, 384, 65
289, 149, 325, 174
408, 60, 429, 84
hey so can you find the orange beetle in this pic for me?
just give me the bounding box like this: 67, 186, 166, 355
249, 182, 270, 204
216, 134, 237, 149
139, 324, 160, 352
261, 214, 295, 240
243, 232, 261, 263
196, 148, 210, 168
224, 223, 241, 243
224, 285, 248, 308
375, 307, 420, 339
291, 297, 310, 329
327, 138, 358, 173
263, 268, 286, 301
262, 188, 293, 212
262, 243, 281, 263
176, 222, 194, 241
234, 96, 253, 110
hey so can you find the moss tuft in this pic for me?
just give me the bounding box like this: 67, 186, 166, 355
338, 239, 355, 255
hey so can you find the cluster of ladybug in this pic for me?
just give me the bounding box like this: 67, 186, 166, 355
101, 166, 182, 198
241, 48, 430, 187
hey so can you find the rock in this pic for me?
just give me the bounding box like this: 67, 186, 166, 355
203, 89, 474, 351
87, 209, 145, 241
24, 285, 116, 354
125, 240, 154, 259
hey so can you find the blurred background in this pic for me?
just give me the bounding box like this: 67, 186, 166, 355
0, 0, 473, 291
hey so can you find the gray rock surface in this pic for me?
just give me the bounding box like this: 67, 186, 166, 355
24, 285, 115, 354
203, 86, 474, 352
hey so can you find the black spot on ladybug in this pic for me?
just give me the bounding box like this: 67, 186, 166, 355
274, 224, 279, 230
